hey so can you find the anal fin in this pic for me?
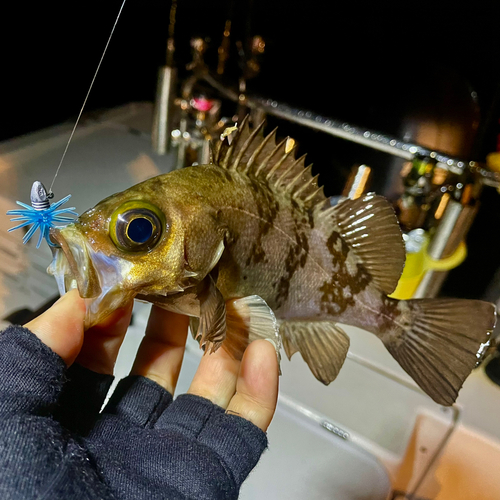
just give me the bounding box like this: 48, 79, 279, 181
281, 321, 350, 384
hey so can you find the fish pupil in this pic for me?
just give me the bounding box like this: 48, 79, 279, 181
127, 217, 153, 243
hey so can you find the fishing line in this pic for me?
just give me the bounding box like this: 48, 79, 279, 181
6, 0, 129, 248
48, 0, 128, 197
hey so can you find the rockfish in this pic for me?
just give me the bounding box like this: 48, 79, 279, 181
49, 118, 496, 406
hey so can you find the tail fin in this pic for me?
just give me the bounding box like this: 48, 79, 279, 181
383, 299, 496, 406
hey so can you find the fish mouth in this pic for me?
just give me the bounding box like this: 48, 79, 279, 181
49, 226, 134, 328
50, 226, 102, 298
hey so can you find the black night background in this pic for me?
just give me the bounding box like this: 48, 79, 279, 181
2, 0, 500, 299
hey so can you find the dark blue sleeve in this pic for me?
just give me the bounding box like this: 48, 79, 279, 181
0, 325, 268, 500
54, 362, 114, 436
0, 325, 114, 500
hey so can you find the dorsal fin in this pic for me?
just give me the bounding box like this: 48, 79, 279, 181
214, 119, 405, 294
214, 117, 329, 210
318, 193, 406, 295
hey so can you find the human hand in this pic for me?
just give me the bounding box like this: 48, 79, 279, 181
0, 290, 279, 500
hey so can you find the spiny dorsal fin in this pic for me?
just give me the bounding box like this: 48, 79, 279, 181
215, 119, 405, 294
319, 193, 406, 295
214, 117, 329, 210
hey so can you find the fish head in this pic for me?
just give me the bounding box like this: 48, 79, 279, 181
49, 180, 188, 328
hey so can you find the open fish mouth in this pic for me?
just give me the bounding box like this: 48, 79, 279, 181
48, 226, 134, 328
49, 226, 101, 298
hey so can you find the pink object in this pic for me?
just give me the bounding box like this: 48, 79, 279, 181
192, 97, 214, 112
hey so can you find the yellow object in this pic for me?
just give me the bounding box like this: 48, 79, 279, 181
486, 151, 500, 173
390, 240, 467, 300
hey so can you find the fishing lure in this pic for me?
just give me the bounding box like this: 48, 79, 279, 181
6, 182, 78, 249
5, 0, 126, 250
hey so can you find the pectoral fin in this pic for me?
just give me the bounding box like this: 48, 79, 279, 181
223, 295, 282, 367
196, 276, 227, 353
281, 321, 350, 384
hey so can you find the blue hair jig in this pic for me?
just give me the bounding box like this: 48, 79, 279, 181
6, 181, 78, 249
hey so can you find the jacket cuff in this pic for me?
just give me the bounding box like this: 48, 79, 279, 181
0, 325, 66, 415
198, 410, 268, 487
54, 364, 115, 435
157, 393, 268, 488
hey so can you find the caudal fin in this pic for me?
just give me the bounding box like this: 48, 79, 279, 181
383, 298, 496, 406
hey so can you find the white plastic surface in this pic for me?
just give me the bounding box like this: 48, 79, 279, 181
114, 302, 391, 500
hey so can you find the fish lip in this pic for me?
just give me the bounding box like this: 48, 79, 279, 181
49, 226, 135, 328
50, 226, 102, 298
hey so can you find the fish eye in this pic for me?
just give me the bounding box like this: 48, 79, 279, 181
127, 217, 154, 243
110, 201, 165, 252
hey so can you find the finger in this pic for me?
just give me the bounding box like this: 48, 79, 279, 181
225, 340, 279, 431
187, 344, 241, 409
25, 289, 86, 366
131, 306, 189, 395
75, 300, 134, 374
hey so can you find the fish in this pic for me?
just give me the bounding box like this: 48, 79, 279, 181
49, 117, 496, 406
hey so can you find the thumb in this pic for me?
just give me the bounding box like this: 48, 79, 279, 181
225, 339, 279, 431
25, 289, 86, 366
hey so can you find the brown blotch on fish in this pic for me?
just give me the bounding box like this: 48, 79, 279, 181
319, 229, 366, 316
378, 296, 404, 332
326, 230, 350, 259
274, 243, 301, 308
245, 177, 280, 267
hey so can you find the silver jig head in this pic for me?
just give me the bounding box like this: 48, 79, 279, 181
6, 181, 78, 249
